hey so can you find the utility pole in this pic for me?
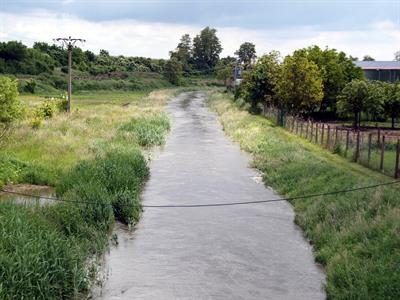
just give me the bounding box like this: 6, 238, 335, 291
54, 36, 85, 113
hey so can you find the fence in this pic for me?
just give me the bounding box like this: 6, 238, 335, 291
264, 107, 400, 178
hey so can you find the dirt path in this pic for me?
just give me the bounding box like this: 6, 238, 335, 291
96, 92, 325, 299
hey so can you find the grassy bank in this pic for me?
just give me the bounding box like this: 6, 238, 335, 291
208, 92, 400, 299
0, 90, 173, 298
0, 90, 171, 188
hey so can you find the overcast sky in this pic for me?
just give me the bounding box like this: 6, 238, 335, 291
1, 0, 399, 60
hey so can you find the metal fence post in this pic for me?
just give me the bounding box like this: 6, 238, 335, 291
355, 131, 360, 162
321, 123, 325, 145
367, 133, 372, 166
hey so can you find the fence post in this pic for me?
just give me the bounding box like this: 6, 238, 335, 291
395, 139, 400, 179
327, 125, 331, 149
300, 121, 303, 137
296, 119, 299, 135
321, 124, 325, 145
377, 128, 381, 147
355, 131, 360, 162
292, 117, 296, 132
310, 122, 314, 141
315, 123, 319, 143
346, 130, 350, 153
380, 135, 385, 172
367, 133, 372, 166
335, 127, 339, 145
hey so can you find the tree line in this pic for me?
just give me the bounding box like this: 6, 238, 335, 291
234, 46, 400, 128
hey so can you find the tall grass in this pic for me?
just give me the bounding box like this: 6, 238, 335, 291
0, 89, 173, 299
208, 92, 400, 299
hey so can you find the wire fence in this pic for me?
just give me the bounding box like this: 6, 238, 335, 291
264, 107, 400, 178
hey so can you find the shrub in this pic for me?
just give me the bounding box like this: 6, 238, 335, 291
24, 79, 36, 93
0, 76, 21, 127
35, 100, 56, 119
30, 116, 43, 129
118, 114, 170, 146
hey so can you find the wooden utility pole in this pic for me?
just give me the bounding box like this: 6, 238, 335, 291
54, 36, 85, 113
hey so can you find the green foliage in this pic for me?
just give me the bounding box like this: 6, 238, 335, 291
337, 80, 369, 128
293, 46, 364, 113
384, 82, 400, 128
56, 145, 149, 225
35, 100, 56, 118
163, 58, 182, 85
0, 76, 21, 127
192, 27, 222, 72
275, 52, 324, 114
24, 79, 36, 93
240, 51, 280, 113
118, 113, 170, 146
170, 34, 192, 74
235, 42, 257, 68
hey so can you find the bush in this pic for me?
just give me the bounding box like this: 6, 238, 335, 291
30, 116, 42, 129
0, 76, 21, 126
118, 114, 170, 146
35, 100, 56, 118
24, 79, 36, 93
56, 145, 149, 225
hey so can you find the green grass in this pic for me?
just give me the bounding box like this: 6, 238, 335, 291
0, 90, 174, 188
0, 89, 174, 298
208, 92, 400, 299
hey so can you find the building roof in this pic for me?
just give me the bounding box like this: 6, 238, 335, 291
354, 61, 400, 70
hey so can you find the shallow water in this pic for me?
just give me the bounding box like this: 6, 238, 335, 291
0, 187, 55, 206
95, 92, 325, 300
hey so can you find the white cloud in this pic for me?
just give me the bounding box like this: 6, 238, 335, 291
0, 11, 399, 60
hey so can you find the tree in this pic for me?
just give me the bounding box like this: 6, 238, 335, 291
384, 82, 400, 128
170, 34, 192, 74
240, 51, 280, 113
163, 58, 182, 85
0, 76, 21, 129
192, 27, 222, 72
365, 81, 385, 121
0, 41, 27, 61
362, 55, 375, 61
294, 46, 364, 114
337, 80, 369, 128
235, 42, 256, 69
275, 53, 323, 114
395, 51, 400, 61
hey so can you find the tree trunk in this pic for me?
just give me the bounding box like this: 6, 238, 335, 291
354, 112, 358, 129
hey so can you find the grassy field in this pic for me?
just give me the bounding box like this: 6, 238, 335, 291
0, 89, 174, 299
0, 90, 171, 187
208, 92, 400, 299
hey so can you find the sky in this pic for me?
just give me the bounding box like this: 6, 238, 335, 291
0, 0, 399, 60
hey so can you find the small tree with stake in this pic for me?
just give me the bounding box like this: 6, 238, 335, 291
337, 79, 369, 129
384, 82, 400, 129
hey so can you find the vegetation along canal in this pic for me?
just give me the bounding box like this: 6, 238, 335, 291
96, 92, 325, 299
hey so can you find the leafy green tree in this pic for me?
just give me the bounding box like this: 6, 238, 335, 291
192, 27, 222, 72
216, 66, 233, 87
0, 41, 27, 61
384, 82, 400, 128
362, 55, 375, 61
275, 53, 323, 114
240, 51, 280, 113
0, 76, 21, 128
170, 34, 192, 74
235, 42, 256, 69
337, 79, 369, 128
365, 81, 385, 121
294, 46, 364, 113
163, 58, 182, 85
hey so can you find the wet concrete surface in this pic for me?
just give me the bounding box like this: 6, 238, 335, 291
96, 92, 326, 300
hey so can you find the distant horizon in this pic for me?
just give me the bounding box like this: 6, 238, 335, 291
1, 1, 399, 60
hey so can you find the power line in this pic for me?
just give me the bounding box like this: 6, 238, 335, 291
1, 179, 399, 209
